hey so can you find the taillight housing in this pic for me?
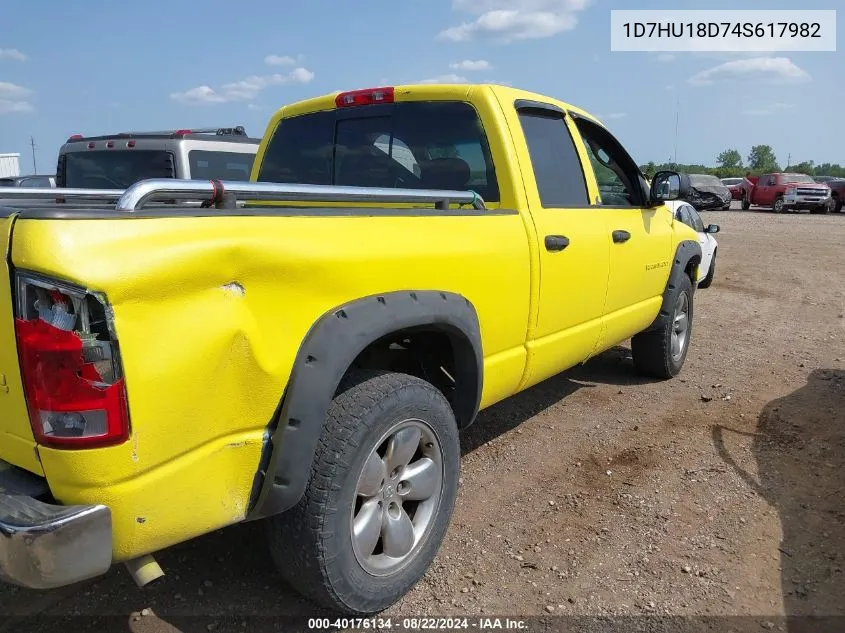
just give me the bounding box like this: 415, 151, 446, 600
14, 274, 129, 449
335, 87, 394, 108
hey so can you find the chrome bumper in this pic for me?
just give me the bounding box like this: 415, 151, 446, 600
784, 194, 830, 206
0, 493, 112, 588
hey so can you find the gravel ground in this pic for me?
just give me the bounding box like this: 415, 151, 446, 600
2, 207, 843, 633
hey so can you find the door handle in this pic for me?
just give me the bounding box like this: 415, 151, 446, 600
612, 230, 631, 243
544, 235, 570, 252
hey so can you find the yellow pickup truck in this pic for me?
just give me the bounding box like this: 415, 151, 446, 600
0, 84, 699, 614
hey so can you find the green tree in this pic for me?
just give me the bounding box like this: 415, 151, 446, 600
791, 160, 815, 175
717, 149, 743, 169
747, 145, 780, 173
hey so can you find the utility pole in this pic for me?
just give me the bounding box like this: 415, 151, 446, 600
673, 96, 679, 165
786, 152, 791, 169
29, 136, 37, 174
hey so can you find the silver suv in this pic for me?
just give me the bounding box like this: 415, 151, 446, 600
55, 126, 260, 189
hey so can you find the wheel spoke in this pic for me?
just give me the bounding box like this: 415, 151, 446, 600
671, 333, 680, 358
385, 427, 421, 472
674, 313, 688, 333
357, 451, 386, 497
400, 458, 441, 501
353, 498, 384, 557
382, 506, 415, 558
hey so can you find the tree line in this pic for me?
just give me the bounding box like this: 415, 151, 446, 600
640, 145, 845, 179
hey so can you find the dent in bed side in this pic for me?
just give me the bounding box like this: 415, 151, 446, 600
643, 239, 702, 333
247, 290, 482, 520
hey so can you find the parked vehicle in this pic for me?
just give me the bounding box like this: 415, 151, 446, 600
741, 172, 832, 213
813, 175, 841, 184
685, 174, 732, 210
720, 177, 745, 200
823, 177, 845, 212
667, 200, 719, 289
0, 84, 702, 615
0, 175, 55, 188
56, 127, 260, 189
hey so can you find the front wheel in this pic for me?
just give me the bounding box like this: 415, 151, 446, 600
772, 197, 785, 213
267, 370, 460, 614
631, 274, 694, 379
834, 196, 843, 213
741, 194, 751, 210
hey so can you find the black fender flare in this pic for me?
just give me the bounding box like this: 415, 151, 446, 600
247, 290, 483, 519
644, 240, 702, 332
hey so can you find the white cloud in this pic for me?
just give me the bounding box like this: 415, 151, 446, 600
438, 0, 591, 42
264, 54, 296, 66
247, 104, 262, 110
171, 67, 315, 105
0, 81, 31, 100
418, 74, 470, 84
449, 59, 493, 71
688, 57, 810, 87
0, 82, 32, 114
742, 102, 795, 116
0, 99, 32, 114
0, 48, 27, 62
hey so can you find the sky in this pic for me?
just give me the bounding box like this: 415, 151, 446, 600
0, 0, 841, 175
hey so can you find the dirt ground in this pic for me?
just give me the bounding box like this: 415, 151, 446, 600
1, 207, 843, 633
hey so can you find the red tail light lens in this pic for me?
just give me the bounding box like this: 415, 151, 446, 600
335, 87, 394, 108
14, 275, 129, 449
173, 129, 192, 137
68, 134, 83, 141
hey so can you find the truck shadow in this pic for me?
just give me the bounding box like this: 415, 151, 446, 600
712, 368, 845, 632
0, 344, 658, 633
461, 344, 654, 454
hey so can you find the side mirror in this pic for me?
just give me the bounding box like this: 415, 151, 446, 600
706, 224, 720, 234
650, 170, 691, 205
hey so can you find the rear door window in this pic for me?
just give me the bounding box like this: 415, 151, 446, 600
257, 101, 499, 202
517, 110, 588, 208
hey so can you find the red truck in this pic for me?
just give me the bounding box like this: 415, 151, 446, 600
741, 172, 832, 213
822, 178, 844, 213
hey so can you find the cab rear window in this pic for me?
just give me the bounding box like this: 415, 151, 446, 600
62, 150, 175, 189
257, 101, 500, 203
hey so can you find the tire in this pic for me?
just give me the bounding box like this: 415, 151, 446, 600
631, 273, 694, 379
772, 196, 784, 213
266, 370, 460, 614
697, 250, 716, 289
833, 196, 842, 213
741, 194, 751, 210
721, 201, 731, 210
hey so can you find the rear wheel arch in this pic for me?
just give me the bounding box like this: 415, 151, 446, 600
247, 290, 483, 519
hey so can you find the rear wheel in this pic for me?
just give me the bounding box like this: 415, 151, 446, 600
631, 274, 694, 379
741, 194, 751, 210
267, 370, 460, 614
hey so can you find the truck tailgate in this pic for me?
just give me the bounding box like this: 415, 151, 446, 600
0, 214, 42, 475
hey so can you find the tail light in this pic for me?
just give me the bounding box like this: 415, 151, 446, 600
14, 274, 129, 448
335, 87, 394, 108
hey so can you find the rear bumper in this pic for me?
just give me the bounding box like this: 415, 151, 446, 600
0, 493, 112, 588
